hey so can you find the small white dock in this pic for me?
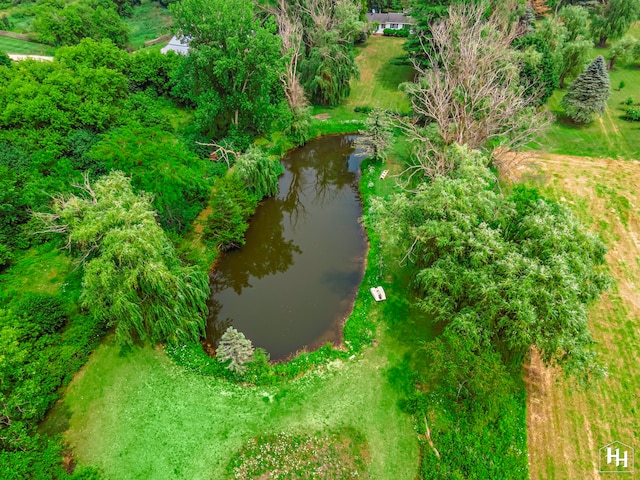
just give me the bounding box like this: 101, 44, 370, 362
370, 286, 386, 302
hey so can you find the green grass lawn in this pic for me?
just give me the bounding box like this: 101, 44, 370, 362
126, 0, 173, 51
0, 36, 55, 55
533, 42, 640, 160
311, 36, 413, 136
49, 331, 418, 479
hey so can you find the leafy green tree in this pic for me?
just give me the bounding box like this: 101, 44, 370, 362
378, 145, 610, 381
216, 326, 255, 373
202, 175, 258, 251
0, 58, 128, 133
558, 4, 589, 42
35, 0, 129, 47
355, 108, 394, 162
234, 146, 284, 200
86, 124, 211, 232
514, 35, 558, 105
37, 171, 210, 345
535, 11, 593, 88
607, 36, 640, 69
170, 0, 286, 139
589, 0, 640, 47
562, 55, 611, 123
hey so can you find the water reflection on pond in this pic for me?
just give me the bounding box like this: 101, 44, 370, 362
205, 135, 367, 361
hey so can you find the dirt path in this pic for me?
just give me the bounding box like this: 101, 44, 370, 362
519, 152, 640, 480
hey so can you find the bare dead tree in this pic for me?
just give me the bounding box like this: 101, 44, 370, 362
196, 141, 241, 168
261, 0, 307, 110
402, 2, 551, 178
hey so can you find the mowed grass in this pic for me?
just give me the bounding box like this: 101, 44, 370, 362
126, 0, 173, 50
347, 36, 413, 112
0, 36, 55, 55
311, 36, 413, 135
54, 334, 418, 479
521, 154, 640, 479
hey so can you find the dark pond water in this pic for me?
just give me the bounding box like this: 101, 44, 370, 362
205, 135, 367, 361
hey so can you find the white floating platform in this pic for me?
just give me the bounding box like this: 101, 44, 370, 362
370, 286, 386, 302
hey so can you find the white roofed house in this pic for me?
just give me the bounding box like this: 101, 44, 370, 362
160, 35, 191, 55
365, 12, 414, 35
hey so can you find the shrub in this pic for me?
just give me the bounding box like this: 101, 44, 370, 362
13, 293, 68, 337
624, 96, 634, 105
383, 28, 409, 38
624, 106, 640, 121
354, 105, 373, 114
216, 327, 255, 373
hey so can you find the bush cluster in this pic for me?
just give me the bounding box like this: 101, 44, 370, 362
383, 27, 410, 37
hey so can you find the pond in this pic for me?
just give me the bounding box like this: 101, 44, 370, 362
205, 135, 368, 361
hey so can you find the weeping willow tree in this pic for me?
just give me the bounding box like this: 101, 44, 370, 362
234, 146, 284, 200
35, 171, 209, 345
374, 145, 611, 383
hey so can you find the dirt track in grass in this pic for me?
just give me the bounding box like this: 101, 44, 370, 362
517, 153, 640, 480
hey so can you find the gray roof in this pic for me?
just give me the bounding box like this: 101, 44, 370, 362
366, 12, 414, 24
160, 35, 191, 55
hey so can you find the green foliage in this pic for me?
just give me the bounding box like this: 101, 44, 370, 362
43, 171, 210, 346
170, 0, 286, 139
202, 175, 258, 251
355, 107, 394, 162
623, 106, 640, 120
35, 0, 129, 47
0, 262, 104, 478
380, 145, 610, 380
234, 146, 284, 200
589, 0, 640, 47
301, 31, 359, 107
285, 106, 312, 146
125, 49, 178, 95
216, 326, 255, 373
408, 328, 528, 479
534, 13, 593, 89
85, 124, 211, 232
514, 35, 558, 105
608, 36, 640, 70
383, 27, 410, 37
0, 55, 129, 133
0, 49, 10, 67
562, 56, 611, 124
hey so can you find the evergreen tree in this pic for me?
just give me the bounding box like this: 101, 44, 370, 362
562, 55, 611, 124
216, 327, 255, 373
355, 108, 394, 162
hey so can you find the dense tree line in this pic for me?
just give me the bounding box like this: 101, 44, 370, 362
380, 3, 613, 477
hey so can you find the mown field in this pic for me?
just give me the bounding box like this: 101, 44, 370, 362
0, 35, 55, 55
521, 153, 640, 479
125, 0, 173, 50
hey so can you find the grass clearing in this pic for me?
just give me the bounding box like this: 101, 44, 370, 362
310, 36, 412, 136
0, 36, 55, 55
534, 64, 640, 160
519, 153, 640, 479
54, 331, 418, 479
126, 1, 173, 51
